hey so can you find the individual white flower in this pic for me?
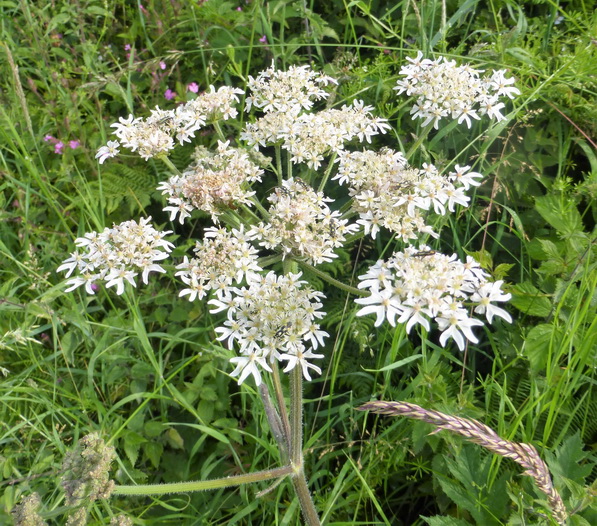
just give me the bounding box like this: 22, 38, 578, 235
95, 141, 121, 164
471, 280, 512, 323
355, 288, 402, 327
437, 311, 485, 351
230, 352, 273, 385
280, 348, 324, 381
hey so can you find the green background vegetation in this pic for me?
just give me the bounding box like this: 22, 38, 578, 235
1, 0, 595, 524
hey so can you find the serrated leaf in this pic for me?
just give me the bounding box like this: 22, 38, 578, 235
535, 194, 583, 237
124, 432, 146, 466
143, 441, 163, 469
200, 386, 218, 402
494, 263, 514, 280
510, 281, 552, 317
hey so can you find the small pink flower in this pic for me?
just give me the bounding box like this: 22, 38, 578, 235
187, 82, 199, 93
43, 135, 55, 142
69, 140, 81, 150
54, 141, 65, 154
159, 61, 166, 70
139, 4, 148, 15
259, 35, 267, 44
124, 44, 131, 51
164, 88, 176, 100
91, 283, 99, 292
236, 6, 242, 10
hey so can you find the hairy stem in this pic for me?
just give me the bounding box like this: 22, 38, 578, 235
113, 465, 294, 496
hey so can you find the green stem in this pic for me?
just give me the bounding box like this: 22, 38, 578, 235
212, 121, 227, 141
159, 155, 183, 176
272, 362, 291, 447
292, 470, 321, 526
113, 465, 293, 496
405, 122, 435, 161
249, 195, 270, 219
290, 367, 303, 465
275, 145, 283, 186
318, 152, 337, 193
294, 259, 369, 297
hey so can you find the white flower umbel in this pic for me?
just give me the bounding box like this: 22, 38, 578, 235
176, 225, 262, 302
208, 271, 328, 385
241, 100, 391, 170
96, 86, 244, 162
57, 217, 173, 295
355, 246, 512, 350
335, 149, 483, 240
245, 62, 337, 114
249, 178, 359, 265
395, 51, 520, 129
157, 141, 264, 223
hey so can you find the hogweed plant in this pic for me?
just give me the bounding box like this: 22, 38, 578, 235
56, 58, 519, 523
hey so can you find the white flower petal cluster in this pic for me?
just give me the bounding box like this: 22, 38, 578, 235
355, 246, 512, 350
57, 217, 173, 295
97, 86, 244, 161
208, 271, 328, 385
157, 140, 263, 223
335, 149, 483, 240
241, 100, 391, 170
245, 62, 337, 114
249, 178, 359, 265
176, 226, 262, 302
395, 51, 520, 129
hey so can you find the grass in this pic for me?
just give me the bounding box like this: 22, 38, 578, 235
1, 0, 596, 525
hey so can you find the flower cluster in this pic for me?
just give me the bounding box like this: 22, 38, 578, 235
176, 226, 262, 302
208, 272, 328, 385
241, 100, 391, 169
157, 141, 264, 223
57, 217, 173, 295
95, 86, 243, 163
355, 245, 512, 350
245, 62, 337, 114
335, 149, 482, 239
249, 178, 359, 265
395, 51, 520, 128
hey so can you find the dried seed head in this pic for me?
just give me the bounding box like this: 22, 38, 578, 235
61, 433, 116, 509
358, 401, 567, 525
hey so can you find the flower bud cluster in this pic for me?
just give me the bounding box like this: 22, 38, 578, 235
355, 245, 512, 350
208, 271, 328, 385
95, 85, 243, 162
176, 226, 262, 302
57, 217, 173, 295
395, 51, 520, 128
241, 100, 391, 169
335, 149, 483, 240
157, 140, 263, 223
249, 178, 359, 265
11, 493, 47, 526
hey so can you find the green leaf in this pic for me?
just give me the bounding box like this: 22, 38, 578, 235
165, 428, 185, 450
124, 431, 147, 466
523, 324, 558, 373
510, 281, 552, 317
423, 517, 473, 526
143, 441, 163, 469
534, 194, 583, 238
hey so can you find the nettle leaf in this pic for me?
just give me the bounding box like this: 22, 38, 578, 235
123, 431, 147, 466
510, 281, 552, 317
534, 194, 583, 238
